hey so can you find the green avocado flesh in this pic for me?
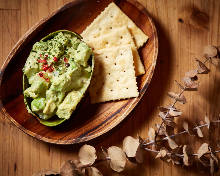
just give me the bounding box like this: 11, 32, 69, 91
23, 30, 94, 126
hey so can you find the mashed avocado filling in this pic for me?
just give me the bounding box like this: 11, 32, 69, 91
23, 30, 94, 126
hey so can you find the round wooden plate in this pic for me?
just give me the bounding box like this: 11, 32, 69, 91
0, 0, 158, 144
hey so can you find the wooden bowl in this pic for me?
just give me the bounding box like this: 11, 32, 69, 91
0, 0, 158, 144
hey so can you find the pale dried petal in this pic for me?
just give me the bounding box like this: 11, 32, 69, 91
148, 128, 156, 142
107, 146, 126, 172
60, 160, 83, 176
33, 170, 59, 176
122, 136, 139, 158
86, 167, 103, 176
183, 145, 190, 166
135, 145, 144, 163
167, 92, 187, 104
167, 136, 178, 149
185, 69, 198, 78
196, 127, 204, 138
203, 45, 218, 58
205, 115, 210, 129
155, 149, 167, 159
197, 143, 209, 158
78, 145, 97, 165
183, 77, 199, 89
196, 59, 209, 74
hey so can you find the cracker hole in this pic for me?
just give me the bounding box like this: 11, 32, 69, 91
110, 15, 113, 18
114, 63, 117, 65
120, 53, 123, 56
110, 89, 113, 91
120, 36, 123, 39
126, 87, 128, 89
117, 80, 119, 82
109, 26, 112, 29
105, 56, 108, 58
108, 73, 111, 75
123, 70, 126, 72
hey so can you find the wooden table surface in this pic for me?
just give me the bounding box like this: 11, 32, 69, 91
0, 0, 219, 175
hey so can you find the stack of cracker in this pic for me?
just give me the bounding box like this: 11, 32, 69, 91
81, 2, 148, 103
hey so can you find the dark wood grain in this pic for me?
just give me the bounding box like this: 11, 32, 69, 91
0, 0, 158, 144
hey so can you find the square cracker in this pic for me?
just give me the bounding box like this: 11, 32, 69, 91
89, 45, 139, 103
86, 26, 145, 76
81, 2, 148, 48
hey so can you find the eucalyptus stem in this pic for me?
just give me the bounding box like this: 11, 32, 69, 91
143, 120, 220, 147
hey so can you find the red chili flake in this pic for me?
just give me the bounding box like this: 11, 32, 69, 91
42, 64, 49, 71
38, 59, 47, 64
45, 78, 50, 82
45, 54, 48, 58
48, 66, 54, 72
53, 57, 58, 62
64, 57, 68, 63
38, 72, 43, 77
40, 54, 42, 57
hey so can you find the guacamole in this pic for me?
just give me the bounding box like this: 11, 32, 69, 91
23, 30, 94, 126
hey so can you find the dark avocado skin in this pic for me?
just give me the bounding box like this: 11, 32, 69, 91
23, 30, 94, 127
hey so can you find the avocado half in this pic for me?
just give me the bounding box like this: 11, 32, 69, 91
23, 30, 94, 127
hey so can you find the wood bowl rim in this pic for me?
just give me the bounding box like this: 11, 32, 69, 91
0, 0, 158, 144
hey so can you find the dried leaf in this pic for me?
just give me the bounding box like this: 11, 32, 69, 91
32, 170, 59, 176
159, 106, 169, 113
209, 147, 219, 164
86, 167, 103, 176
196, 127, 204, 138
107, 146, 126, 172
203, 45, 218, 58
138, 136, 145, 145
122, 136, 139, 158
204, 115, 210, 129
78, 145, 97, 165
170, 153, 181, 165
167, 92, 187, 104
159, 111, 167, 120
135, 145, 144, 164
155, 149, 167, 159
210, 158, 215, 175
156, 123, 167, 136
169, 108, 182, 117
183, 145, 190, 166
183, 76, 199, 89
60, 160, 84, 176
196, 59, 210, 74
163, 118, 176, 128
185, 69, 198, 78
183, 121, 189, 132
148, 128, 156, 141
183, 121, 195, 135
199, 155, 210, 167
197, 143, 209, 158
167, 136, 178, 149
